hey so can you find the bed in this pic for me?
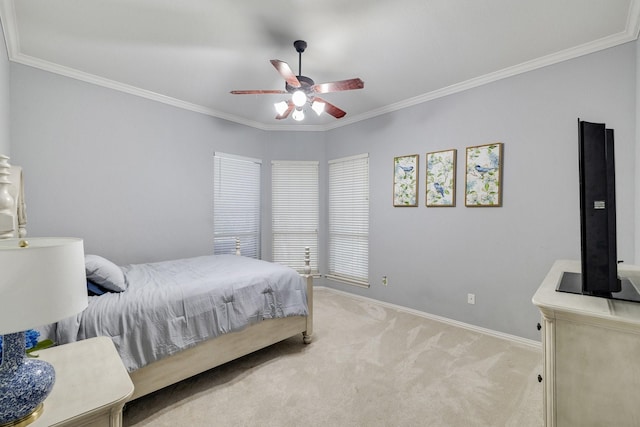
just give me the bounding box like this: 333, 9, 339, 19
0, 155, 313, 401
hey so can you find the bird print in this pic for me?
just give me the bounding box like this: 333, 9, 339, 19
395, 164, 414, 178
474, 164, 496, 174
434, 182, 445, 197
474, 151, 499, 174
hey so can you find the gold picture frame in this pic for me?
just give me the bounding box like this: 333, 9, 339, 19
426, 149, 456, 207
465, 143, 503, 207
393, 154, 419, 207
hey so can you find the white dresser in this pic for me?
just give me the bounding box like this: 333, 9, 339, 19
532, 260, 640, 427
30, 336, 134, 427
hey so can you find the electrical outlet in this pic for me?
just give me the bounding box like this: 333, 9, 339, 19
467, 293, 475, 305
382, 275, 388, 286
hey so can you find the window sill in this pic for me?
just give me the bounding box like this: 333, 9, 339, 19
325, 274, 370, 289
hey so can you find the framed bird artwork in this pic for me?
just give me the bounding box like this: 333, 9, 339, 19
465, 143, 504, 207
393, 154, 419, 207
426, 149, 457, 207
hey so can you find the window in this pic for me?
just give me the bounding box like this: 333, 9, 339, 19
213, 152, 261, 258
271, 161, 319, 273
327, 153, 369, 287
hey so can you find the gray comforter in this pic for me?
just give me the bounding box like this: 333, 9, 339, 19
54, 255, 308, 372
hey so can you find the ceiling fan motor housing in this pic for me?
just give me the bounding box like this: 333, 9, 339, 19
286, 75, 315, 95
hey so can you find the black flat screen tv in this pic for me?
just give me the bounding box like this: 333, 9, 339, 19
557, 120, 639, 302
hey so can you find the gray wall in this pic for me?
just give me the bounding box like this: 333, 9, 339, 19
324, 42, 637, 340
0, 20, 10, 156
10, 63, 324, 264
8, 41, 638, 341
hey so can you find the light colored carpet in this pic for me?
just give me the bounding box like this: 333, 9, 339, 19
124, 288, 543, 427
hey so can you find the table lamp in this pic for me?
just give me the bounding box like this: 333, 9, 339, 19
0, 238, 87, 426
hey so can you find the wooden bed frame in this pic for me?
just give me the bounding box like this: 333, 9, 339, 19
129, 275, 313, 400
0, 155, 313, 402
129, 257, 313, 400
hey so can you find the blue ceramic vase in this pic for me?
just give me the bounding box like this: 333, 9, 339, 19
0, 332, 55, 424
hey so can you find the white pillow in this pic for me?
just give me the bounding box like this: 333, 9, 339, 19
85, 254, 127, 292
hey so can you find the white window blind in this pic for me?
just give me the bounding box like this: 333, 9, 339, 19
213, 152, 261, 259
328, 153, 369, 287
271, 161, 319, 273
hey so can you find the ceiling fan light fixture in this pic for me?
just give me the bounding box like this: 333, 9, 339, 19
291, 90, 307, 107
274, 101, 289, 115
292, 108, 305, 121
311, 100, 325, 116
231, 40, 363, 121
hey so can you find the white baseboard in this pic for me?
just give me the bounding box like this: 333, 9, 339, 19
316, 286, 541, 350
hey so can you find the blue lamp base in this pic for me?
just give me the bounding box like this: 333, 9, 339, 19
0, 404, 43, 427
0, 332, 55, 426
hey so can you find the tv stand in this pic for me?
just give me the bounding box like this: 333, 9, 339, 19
557, 271, 640, 302
533, 260, 640, 426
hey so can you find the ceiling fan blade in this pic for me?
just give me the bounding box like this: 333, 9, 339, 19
312, 78, 364, 94
276, 100, 295, 120
271, 59, 301, 88
314, 97, 347, 119
230, 89, 287, 95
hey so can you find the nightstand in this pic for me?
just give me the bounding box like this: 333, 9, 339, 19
30, 336, 134, 427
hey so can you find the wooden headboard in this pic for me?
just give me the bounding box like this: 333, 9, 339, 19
0, 155, 27, 239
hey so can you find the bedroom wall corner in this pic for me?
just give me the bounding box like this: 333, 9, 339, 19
0, 18, 10, 157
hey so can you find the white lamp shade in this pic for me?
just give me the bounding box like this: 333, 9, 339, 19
274, 101, 289, 116
0, 237, 87, 334
311, 100, 325, 116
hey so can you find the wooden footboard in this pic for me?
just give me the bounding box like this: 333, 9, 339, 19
128, 273, 313, 401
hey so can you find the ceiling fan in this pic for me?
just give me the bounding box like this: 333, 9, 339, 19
230, 40, 364, 121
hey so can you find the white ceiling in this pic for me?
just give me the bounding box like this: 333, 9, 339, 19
1, 0, 639, 131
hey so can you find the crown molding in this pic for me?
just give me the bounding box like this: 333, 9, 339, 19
2, 0, 638, 133
0, 0, 19, 57
8, 50, 330, 132
628, 0, 640, 38
325, 25, 640, 131
324, 1, 640, 132
9, 52, 276, 130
